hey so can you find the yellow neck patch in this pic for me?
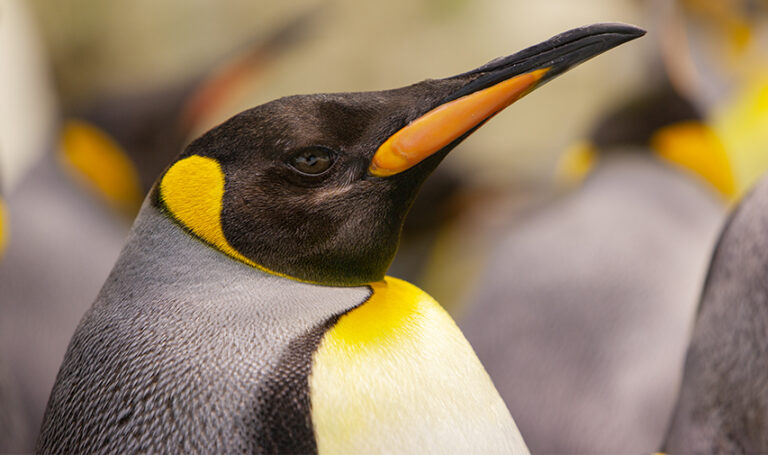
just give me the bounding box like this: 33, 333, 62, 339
159, 154, 301, 281
320, 278, 421, 347
309, 276, 527, 453
59, 120, 144, 216
651, 121, 736, 200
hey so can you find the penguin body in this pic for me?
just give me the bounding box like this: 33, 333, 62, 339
39, 91, 528, 455
38, 24, 643, 453
39, 203, 522, 453
663, 174, 768, 453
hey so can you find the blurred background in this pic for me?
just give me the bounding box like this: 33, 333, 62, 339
1, 0, 767, 452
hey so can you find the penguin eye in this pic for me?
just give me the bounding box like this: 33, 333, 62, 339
289, 147, 335, 175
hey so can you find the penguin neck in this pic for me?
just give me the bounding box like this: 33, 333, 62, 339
585, 121, 736, 202
108, 201, 323, 296
649, 121, 736, 201
590, 151, 725, 211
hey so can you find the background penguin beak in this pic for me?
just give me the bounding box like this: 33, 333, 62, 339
369, 23, 646, 177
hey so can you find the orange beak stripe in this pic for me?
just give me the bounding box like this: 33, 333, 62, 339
369, 67, 550, 177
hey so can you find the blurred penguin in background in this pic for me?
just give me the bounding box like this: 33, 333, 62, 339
0, 172, 30, 452
655, 0, 768, 195
659, 7, 768, 449
0, 0, 57, 451
0, 2, 320, 450
0, 192, 30, 452
460, 78, 728, 454
663, 172, 768, 455
62, 6, 324, 204
458, 0, 768, 452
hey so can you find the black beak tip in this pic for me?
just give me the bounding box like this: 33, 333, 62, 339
544, 22, 646, 74
445, 23, 646, 102
587, 22, 646, 39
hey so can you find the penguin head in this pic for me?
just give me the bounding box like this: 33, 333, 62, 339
156, 23, 644, 286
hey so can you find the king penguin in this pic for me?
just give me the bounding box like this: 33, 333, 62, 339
662, 172, 768, 453
37, 24, 643, 453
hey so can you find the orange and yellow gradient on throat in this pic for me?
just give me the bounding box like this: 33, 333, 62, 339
369, 68, 549, 177
309, 276, 526, 453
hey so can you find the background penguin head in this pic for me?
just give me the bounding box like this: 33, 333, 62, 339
155, 23, 644, 286
555, 76, 739, 200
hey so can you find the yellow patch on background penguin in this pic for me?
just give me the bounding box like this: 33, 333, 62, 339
680, 0, 752, 57
59, 119, 143, 216
651, 121, 736, 200
0, 198, 7, 255
712, 72, 768, 196
309, 276, 528, 454
555, 140, 598, 186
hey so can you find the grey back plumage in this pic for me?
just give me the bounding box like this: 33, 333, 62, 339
459, 152, 725, 453
663, 173, 768, 453
37, 202, 370, 453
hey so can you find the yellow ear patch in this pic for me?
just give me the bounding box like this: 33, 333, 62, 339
160, 155, 259, 268
160, 155, 317, 283
651, 121, 736, 200
59, 120, 144, 216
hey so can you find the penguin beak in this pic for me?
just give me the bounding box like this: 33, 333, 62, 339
369, 23, 645, 177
